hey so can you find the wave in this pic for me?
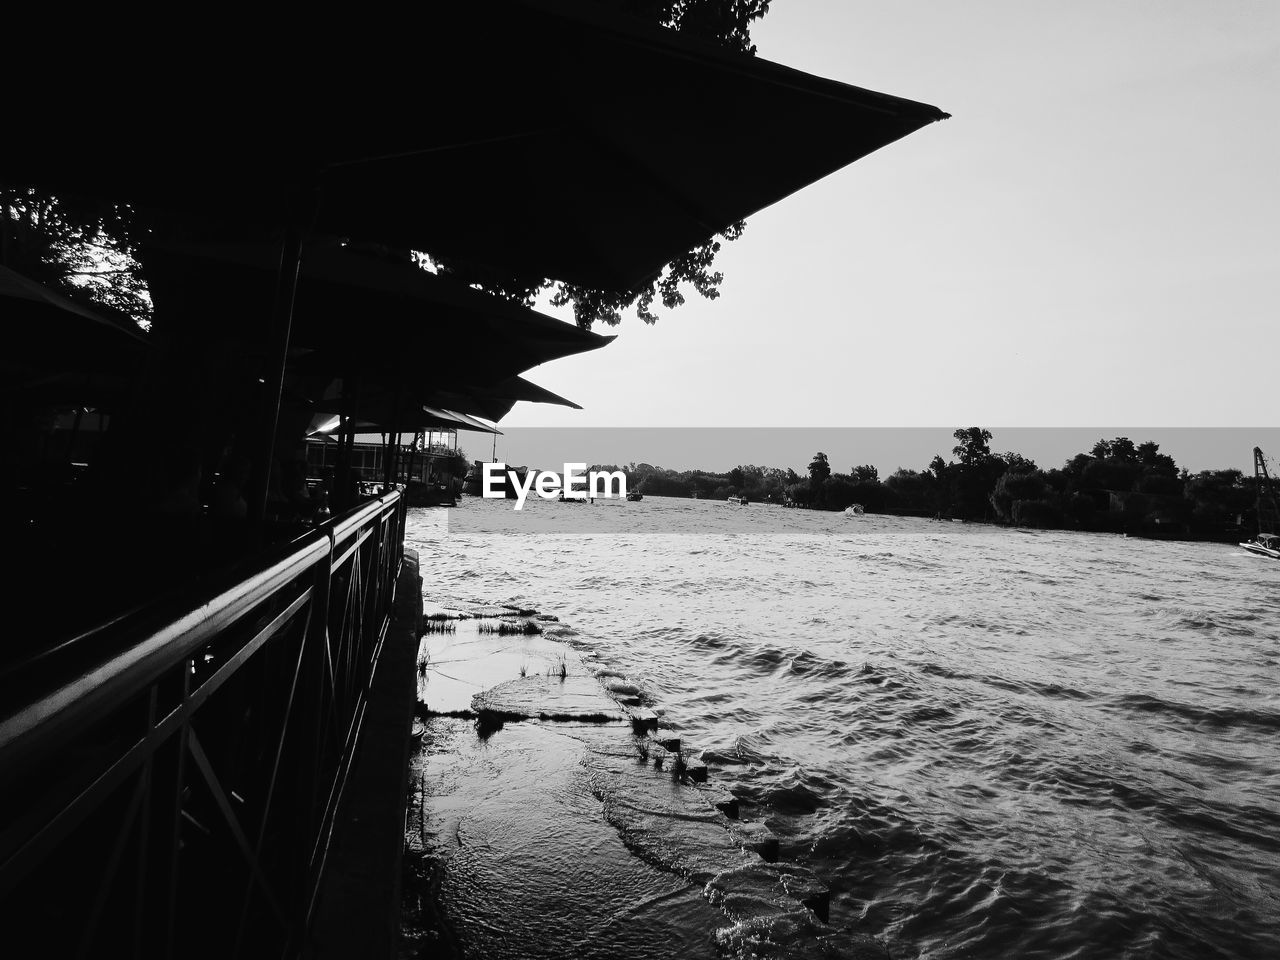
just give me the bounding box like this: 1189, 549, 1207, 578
1111, 693, 1280, 733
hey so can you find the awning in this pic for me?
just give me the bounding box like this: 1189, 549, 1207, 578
461, 376, 582, 411
143, 240, 614, 389
1, 265, 150, 391
308, 397, 503, 437
5, 1, 948, 292
430, 409, 504, 435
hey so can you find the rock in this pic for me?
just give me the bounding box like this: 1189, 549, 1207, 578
705, 792, 739, 819
628, 710, 659, 733
732, 820, 779, 863
705, 862, 831, 924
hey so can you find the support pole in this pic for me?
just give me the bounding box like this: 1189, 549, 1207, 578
250, 203, 311, 524
405, 432, 419, 487
382, 433, 394, 492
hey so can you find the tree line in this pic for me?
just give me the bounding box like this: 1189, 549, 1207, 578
593, 429, 1270, 541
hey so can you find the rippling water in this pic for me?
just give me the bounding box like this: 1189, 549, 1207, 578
406, 496, 1280, 959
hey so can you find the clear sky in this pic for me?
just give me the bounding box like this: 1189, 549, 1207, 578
496, 1, 1278, 466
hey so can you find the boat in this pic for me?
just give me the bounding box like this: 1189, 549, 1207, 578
1240, 447, 1280, 559
727, 495, 748, 506
844, 504, 864, 517
558, 492, 590, 503
1240, 533, 1280, 560
626, 491, 643, 501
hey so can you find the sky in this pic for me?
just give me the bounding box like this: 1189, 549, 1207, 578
493, 1, 1278, 469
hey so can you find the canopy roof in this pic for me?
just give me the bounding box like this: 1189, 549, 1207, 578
308, 404, 501, 437
6, 1, 948, 291
304, 371, 577, 433
144, 239, 613, 391
1, 265, 149, 392
0, 266, 145, 341
446, 375, 581, 411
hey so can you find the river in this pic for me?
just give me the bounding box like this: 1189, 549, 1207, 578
405, 495, 1279, 959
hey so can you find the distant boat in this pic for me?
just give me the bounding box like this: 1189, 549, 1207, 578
626, 491, 643, 501
1241, 448, 1280, 559
558, 492, 590, 503
727, 495, 748, 506
1240, 533, 1280, 560
844, 504, 864, 517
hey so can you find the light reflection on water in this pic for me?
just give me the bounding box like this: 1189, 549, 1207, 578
406, 496, 1280, 959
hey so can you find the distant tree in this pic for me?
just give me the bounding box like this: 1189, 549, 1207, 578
612, 0, 774, 55
1136, 441, 1178, 478
823, 475, 859, 510
1074, 437, 1177, 494
759, 466, 789, 500
851, 464, 879, 484
1109, 437, 1138, 463
1012, 498, 1061, 528
999, 452, 1038, 474
952, 427, 993, 467
1082, 456, 1141, 492
950, 428, 1002, 520
785, 479, 813, 506
1185, 469, 1251, 526
990, 469, 1049, 523
885, 468, 931, 513
1065, 491, 1098, 528
1063, 452, 1095, 481
1091, 437, 1137, 463
927, 455, 957, 515
1, 184, 151, 324
808, 452, 831, 485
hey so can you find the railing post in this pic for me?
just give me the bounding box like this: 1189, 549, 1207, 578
289, 530, 332, 958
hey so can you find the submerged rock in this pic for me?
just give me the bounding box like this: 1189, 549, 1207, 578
471, 674, 626, 722
705, 862, 830, 924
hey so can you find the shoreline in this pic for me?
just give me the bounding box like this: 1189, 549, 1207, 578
399, 597, 886, 959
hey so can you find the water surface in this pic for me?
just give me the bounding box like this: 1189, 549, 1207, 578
406, 496, 1279, 959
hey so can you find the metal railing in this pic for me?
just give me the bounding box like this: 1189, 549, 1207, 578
0, 491, 407, 959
